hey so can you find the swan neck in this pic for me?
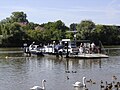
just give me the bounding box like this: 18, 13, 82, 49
82, 78, 86, 86
42, 81, 45, 89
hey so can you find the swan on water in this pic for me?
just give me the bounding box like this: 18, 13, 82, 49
73, 77, 86, 87
30, 79, 46, 90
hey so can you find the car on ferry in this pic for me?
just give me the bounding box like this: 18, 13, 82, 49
58, 39, 79, 55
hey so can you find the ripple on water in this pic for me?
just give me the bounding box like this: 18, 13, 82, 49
0, 48, 120, 90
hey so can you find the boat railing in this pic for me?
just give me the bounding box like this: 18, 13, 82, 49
99, 41, 108, 55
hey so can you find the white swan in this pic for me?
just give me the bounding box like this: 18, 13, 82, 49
73, 77, 86, 87
30, 80, 46, 90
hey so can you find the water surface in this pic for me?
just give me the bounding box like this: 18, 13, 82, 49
0, 48, 120, 90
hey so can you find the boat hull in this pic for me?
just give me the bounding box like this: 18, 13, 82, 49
67, 54, 109, 59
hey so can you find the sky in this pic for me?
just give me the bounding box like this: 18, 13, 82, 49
0, 0, 120, 26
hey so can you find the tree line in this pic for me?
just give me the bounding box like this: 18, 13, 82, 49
0, 11, 120, 47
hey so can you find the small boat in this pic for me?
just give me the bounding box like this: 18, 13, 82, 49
29, 45, 45, 56
23, 42, 45, 56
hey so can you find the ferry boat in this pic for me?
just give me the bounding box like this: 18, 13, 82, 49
50, 39, 109, 59
63, 40, 109, 59
23, 40, 109, 59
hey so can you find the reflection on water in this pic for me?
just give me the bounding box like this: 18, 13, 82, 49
0, 48, 120, 90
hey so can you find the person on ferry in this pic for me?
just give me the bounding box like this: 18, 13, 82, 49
79, 43, 83, 54
91, 42, 95, 53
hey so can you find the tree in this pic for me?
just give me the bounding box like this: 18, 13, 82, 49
77, 20, 95, 40
10, 11, 28, 23
70, 23, 77, 31
42, 20, 69, 41
54, 20, 68, 39
27, 29, 44, 43
7, 23, 25, 45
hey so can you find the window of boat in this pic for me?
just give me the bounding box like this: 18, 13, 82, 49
47, 46, 53, 48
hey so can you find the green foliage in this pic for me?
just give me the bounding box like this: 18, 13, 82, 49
0, 11, 29, 46
42, 20, 69, 40
94, 25, 120, 44
27, 30, 43, 42
0, 11, 120, 46
77, 20, 95, 40
65, 32, 74, 40
10, 12, 28, 23
70, 23, 77, 31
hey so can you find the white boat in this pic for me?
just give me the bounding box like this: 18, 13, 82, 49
63, 40, 109, 59
68, 53, 109, 59
52, 39, 109, 59
23, 40, 109, 59
24, 42, 45, 56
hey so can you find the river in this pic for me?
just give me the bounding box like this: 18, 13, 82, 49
0, 48, 120, 90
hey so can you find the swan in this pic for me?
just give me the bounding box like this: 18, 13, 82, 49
30, 80, 46, 90
73, 77, 86, 87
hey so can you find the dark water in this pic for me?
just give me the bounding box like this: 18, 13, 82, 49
0, 48, 120, 90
